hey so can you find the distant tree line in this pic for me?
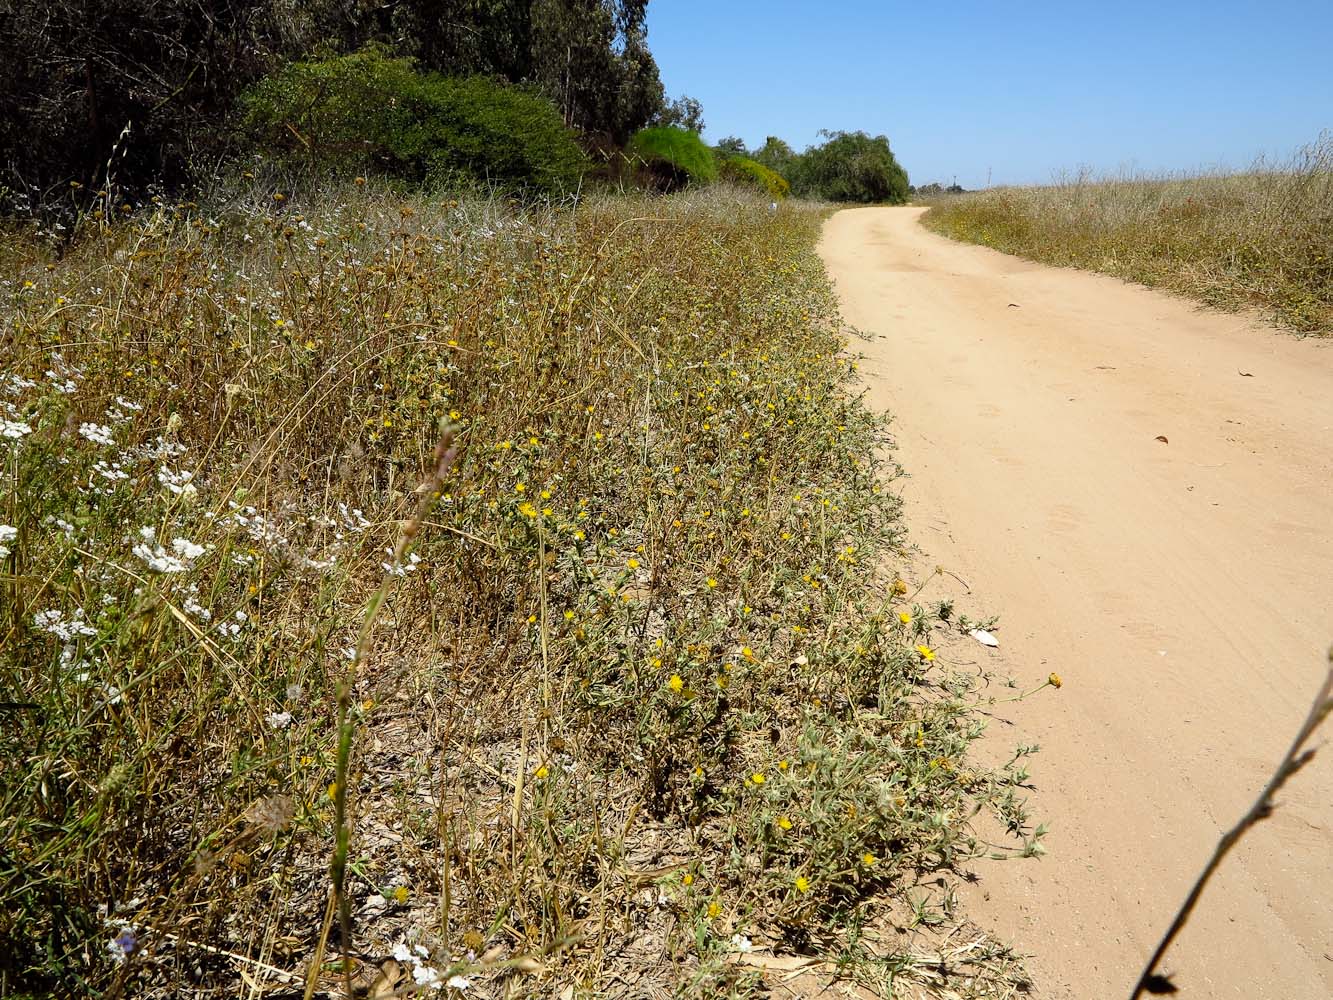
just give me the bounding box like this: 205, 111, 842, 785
0, 0, 697, 197
0, 0, 915, 208
710, 132, 910, 204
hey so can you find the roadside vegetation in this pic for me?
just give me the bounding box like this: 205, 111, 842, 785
0, 3, 1047, 997
923, 134, 1333, 333
1, 181, 1042, 997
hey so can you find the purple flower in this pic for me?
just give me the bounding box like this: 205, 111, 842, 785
106, 926, 137, 963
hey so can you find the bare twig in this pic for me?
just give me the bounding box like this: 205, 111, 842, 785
1130, 650, 1333, 998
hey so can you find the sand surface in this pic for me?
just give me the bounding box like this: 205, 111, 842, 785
819, 206, 1333, 999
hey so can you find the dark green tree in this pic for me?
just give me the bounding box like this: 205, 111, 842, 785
753, 136, 796, 178
714, 136, 749, 158
791, 130, 909, 203
656, 94, 704, 133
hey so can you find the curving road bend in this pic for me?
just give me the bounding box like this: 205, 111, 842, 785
819, 207, 1333, 1000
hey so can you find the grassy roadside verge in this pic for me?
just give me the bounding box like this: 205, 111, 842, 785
2, 185, 1040, 997
921, 135, 1333, 334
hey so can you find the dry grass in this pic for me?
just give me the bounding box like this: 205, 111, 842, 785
1, 181, 1042, 998
923, 133, 1333, 333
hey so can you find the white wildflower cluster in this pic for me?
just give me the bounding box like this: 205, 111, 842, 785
217, 610, 247, 639
88, 460, 131, 491
106, 396, 143, 423
43, 354, 82, 396
34, 608, 98, 642
381, 549, 422, 578
142, 435, 187, 459
389, 942, 471, 993
227, 503, 285, 546
0, 524, 15, 559
131, 527, 206, 574
45, 516, 76, 539
1, 419, 32, 440
336, 503, 373, 538
2, 374, 38, 395
157, 465, 198, 497
79, 422, 116, 447
181, 593, 212, 622
266, 710, 293, 729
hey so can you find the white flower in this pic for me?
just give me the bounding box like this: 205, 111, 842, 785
729, 933, 754, 953
1, 419, 32, 440
34, 608, 97, 641
131, 542, 187, 574
171, 538, 205, 560
157, 466, 198, 496
392, 942, 413, 963
446, 975, 472, 991
0, 524, 15, 559
412, 965, 442, 988
266, 711, 293, 730
182, 597, 211, 621
79, 423, 115, 447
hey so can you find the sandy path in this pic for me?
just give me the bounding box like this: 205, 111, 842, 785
819, 207, 1333, 1000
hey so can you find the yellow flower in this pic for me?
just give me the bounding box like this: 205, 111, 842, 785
776, 816, 792, 831
915, 645, 935, 662
707, 901, 721, 919
564, 610, 575, 621
794, 876, 811, 893
327, 783, 338, 800
861, 852, 878, 867
534, 765, 549, 779
668, 674, 684, 693
898, 611, 912, 625
627, 558, 640, 569
705, 577, 718, 589
393, 885, 410, 904
515, 482, 526, 493
892, 579, 908, 596
1048, 672, 1063, 689
682, 872, 694, 886
741, 646, 755, 660
750, 772, 765, 785
777, 759, 788, 771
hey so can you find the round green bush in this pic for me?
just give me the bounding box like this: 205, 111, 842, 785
627, 126, 718, 190
242, 50, 587, 195
720, 157, 791, 199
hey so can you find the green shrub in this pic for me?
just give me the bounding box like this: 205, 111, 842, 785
242, 49, 587, 195
792, 131, 910, 204
720, 156, 791, 199
628, 125, 718, 190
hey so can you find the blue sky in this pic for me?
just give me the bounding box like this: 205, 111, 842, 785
645, 1, 1333, 188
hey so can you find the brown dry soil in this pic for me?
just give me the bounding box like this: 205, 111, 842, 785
819, 206, 1333, 1000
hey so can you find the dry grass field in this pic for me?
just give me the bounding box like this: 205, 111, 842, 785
923, 134, 1333, 333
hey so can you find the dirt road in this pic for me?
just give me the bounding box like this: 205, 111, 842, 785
819, 207, 1333, 1000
